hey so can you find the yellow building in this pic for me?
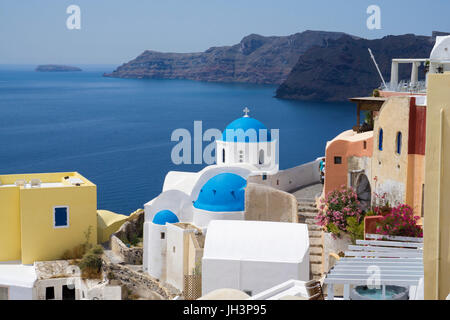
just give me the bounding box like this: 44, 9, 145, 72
423, 73, 450, 300
371, 96, 427, 218
0, 172, 97, 264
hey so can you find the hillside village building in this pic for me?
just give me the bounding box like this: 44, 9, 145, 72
323, 36, 450, 219
0, 172, 98, 299
0, 172, 97, 264
143, 112, 313, 296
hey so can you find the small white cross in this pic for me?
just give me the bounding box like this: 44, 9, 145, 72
243, 107, 250, 117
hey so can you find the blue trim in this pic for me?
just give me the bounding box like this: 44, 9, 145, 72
378, 128, 383, 151
54, 207, 68, 227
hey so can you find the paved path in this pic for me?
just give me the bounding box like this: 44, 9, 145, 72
291, 183, 323, 202
290, 183, 324, 280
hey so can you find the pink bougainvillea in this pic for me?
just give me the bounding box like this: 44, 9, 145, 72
375, 204, 423, 238
316, 185, 362, 238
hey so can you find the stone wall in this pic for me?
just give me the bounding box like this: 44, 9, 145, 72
103, 259, 179, 300
245, 183, 298, 223
110, 235, 143, 265
110, 209, 144, 265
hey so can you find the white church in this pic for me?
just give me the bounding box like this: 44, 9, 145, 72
142, 109, 310, 296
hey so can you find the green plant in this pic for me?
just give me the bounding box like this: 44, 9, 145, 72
372, 89, 380, 97
317, 185, 363, 239
61, 226, 94, 260
78, 244, 104, 279
364, 111, 374, 127
376, 204, 423, 237
346, 216, 365, 244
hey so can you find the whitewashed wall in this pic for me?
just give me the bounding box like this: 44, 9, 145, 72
248, 159, 321, 193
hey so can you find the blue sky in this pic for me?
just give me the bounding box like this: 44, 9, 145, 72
1, 0, 450, 64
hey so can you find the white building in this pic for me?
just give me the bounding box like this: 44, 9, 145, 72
143, 112, 281, 283
142, 111, 312, 297
216, 111, 278, 174
201, 220, 310, 296
0, 262, 36, 300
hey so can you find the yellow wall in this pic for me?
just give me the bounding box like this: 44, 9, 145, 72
0, 187, 21, 261
424, 73, 450, 300
0, 172, 97, 265
372, 97, 410, 205
406, 154, 425, 222
97, 209, 129, 243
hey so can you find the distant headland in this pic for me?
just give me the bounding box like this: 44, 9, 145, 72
104, 30, 448, 102
35, 64, 82, 72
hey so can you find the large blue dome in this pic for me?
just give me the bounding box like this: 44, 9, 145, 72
221, 117, 271, 142
152, 210, 179, 225
193, 173, 247, 212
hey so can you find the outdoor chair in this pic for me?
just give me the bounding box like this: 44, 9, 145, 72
305, 279, 325, 300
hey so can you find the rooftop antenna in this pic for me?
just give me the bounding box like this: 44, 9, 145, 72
243, 107, 250, 117
368, 48, 388, 89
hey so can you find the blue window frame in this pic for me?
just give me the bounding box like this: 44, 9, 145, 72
396, 132, 402, 154
378, 128, 383, 151
54, 206, 69, 228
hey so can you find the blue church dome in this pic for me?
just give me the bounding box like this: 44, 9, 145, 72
193, 173, 247, 212
221, 116, 272, 142
152, 210, 179, 225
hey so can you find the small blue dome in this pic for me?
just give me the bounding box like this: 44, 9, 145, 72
193, 173, 246, 212
152, 210, 179, 225
222, 117, 271, 142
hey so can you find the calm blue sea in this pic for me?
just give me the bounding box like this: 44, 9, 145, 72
0, 65, 355, 214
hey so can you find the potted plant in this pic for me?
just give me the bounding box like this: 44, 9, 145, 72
317, 185, 363, 272
375, 204, 423, 237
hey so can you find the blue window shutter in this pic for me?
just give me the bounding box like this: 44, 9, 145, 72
54, 207, 68, 227
379, 128, 383, 151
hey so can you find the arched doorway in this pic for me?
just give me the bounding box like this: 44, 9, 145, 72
356, 174, 371, 211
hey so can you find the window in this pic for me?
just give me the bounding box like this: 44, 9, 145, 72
363, 141, 367, 149
396, 131, 402, 154
160, 232, 165, 240
222, 149, 225, 163
334, 156, 342, 164
53, 206, 69, 228
45, 287, 55, 300
173, 246, 176, 253
0, 287, 8, 300
258, 149, 264, 165
262, 174, 267, 181
378, 128, 383, 151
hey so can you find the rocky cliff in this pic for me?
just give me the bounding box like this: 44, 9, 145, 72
104, 30, 354, 84
275, 34, 435, 102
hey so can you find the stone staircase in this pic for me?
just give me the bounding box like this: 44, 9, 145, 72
297, 199, 323, 280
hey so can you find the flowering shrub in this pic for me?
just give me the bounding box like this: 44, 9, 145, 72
316, 185, 363, 240
375, 204, 423, 237
372, 191, 392, 216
